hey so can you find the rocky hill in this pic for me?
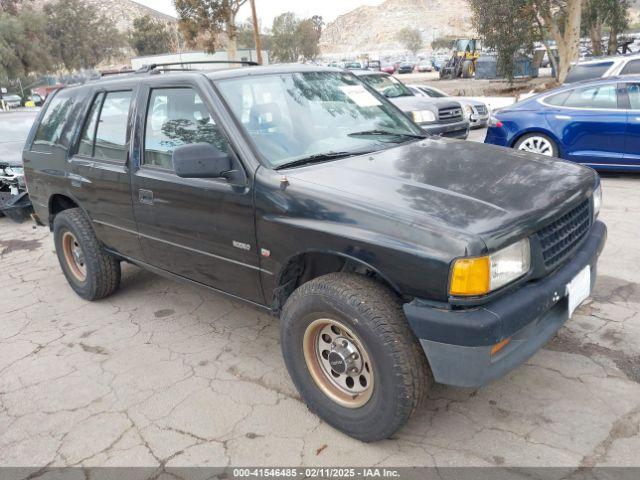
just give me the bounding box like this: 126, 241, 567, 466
321, 0, 640, 57
320, 0, 473, 56
34, 0, 176, 32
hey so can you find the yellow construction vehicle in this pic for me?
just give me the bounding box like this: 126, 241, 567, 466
439, 38, 481, 79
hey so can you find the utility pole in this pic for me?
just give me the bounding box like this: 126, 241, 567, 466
249, 0, 263, 64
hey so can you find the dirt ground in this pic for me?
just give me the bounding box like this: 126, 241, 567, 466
1, 136, 639, 469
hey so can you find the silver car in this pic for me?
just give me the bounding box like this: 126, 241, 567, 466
408, 84, 490, 128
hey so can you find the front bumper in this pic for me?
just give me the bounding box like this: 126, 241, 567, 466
403, 221, 607, 388
422, 120, 469, 139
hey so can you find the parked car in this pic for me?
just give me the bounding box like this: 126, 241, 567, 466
485, 75, 640, 171
381, 64, 395, 74
565, 53, 640, 83
396, 62, 414, 74
0, 110, 37, 220
416, 60, 433, 72
344, 61, 363, 70
408, 84, 490, 128
24, 64, 605, 442
2, 94, 22, 109
353, 70, 469, 138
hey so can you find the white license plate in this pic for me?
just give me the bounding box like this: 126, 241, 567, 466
566, 266, 591, 318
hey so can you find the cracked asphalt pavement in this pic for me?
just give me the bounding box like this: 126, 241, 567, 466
1, 141, 640, 468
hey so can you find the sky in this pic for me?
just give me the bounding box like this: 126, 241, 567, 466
133, 0, 385, 29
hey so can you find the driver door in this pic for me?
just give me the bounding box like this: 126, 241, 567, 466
130, 78, 263, 303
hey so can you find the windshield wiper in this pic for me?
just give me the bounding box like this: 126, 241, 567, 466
275, 150, 373, 170
348, 129, 427, 140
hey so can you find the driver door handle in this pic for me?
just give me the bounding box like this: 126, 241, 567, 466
139, 189, 154, 205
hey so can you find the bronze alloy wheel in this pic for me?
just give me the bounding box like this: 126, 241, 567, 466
302, 318, 374, 408
61, 230, 87, 282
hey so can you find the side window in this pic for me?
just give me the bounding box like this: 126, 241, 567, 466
544, 90, 571, 106
32, 90, 76, 151
563, 84, 618, 109
627, 84, 640, 110
144, 87, 228, 170
77, 92, 104, 157
621, 60, 640, 75
94, 91, 132, 162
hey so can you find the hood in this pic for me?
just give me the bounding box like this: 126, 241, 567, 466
388, 96, 460, 114
286, 137, 596, 252
0, 141, 25, 167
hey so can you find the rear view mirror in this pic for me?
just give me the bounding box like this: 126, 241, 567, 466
172, 143, 232, 179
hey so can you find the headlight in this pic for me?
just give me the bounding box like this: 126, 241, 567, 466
593, 183, 602, 220
464, 105, 474, 118
412, 110, 436, 123
449, 238, 531, 296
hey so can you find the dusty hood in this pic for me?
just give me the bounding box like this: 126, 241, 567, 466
287, 137, 597, 250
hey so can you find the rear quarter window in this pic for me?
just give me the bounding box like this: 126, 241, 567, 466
32, 90, 79, 152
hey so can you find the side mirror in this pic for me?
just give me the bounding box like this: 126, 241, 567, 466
172, 143, 232, 179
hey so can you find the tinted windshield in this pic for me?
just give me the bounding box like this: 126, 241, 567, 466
565, 62, 613, 83
421, 87, 447, 98
358, 74, 413, 98
216, 71, 423, 168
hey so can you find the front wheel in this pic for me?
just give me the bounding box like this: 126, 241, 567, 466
280, 273, 431, 441
514, 133, 558, 157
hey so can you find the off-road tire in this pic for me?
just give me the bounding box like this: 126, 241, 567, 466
53, 208, 120, 301
280, 273, 431, 441
462, 60, 474, 78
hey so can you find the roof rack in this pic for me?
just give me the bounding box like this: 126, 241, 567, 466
99, 69, 136, 77
136, 60, 259, 74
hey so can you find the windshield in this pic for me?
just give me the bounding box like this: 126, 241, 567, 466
359, 74, 414, 98
420, 87, 447, 98
216, 71, 423, 168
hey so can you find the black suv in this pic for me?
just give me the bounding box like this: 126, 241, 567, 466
23, 63, 606, 442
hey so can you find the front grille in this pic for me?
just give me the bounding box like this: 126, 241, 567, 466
438, 106, 463, 123
475, 105, 488, 115
537, 199, 591, 270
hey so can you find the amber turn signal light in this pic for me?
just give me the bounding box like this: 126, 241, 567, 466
449, 256, 490, 296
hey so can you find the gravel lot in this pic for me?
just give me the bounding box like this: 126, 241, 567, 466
1, 130, 639, 468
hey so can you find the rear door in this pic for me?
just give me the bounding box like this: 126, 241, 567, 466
67, 87, 143, 259
544, 82, 627, 167
129, 76, 263, 304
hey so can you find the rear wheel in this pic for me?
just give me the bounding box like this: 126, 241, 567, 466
53, 208, 121, 300
514, 133, 558, 157
280, 273, 431, 441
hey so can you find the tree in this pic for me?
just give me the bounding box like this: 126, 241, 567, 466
583, 0, 629, 56
296, 16, 323, 60
174, 0, 247, 59
129, 15, 174, 56
397, 27, 422, 55
470, 0, 538, 82
431, 35, 457, 51
531, 0, 583, 84
45, 0, 125, 71
605, 0, 630, 55
0, 0, 24, 14
0, 7, 52, 78
270, 12, 300, 62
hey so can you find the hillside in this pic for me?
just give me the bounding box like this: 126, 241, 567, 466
320, 0, 473, 56
34, 0, 176, 32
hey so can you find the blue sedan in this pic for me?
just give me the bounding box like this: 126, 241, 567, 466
484, 76, 640, 171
